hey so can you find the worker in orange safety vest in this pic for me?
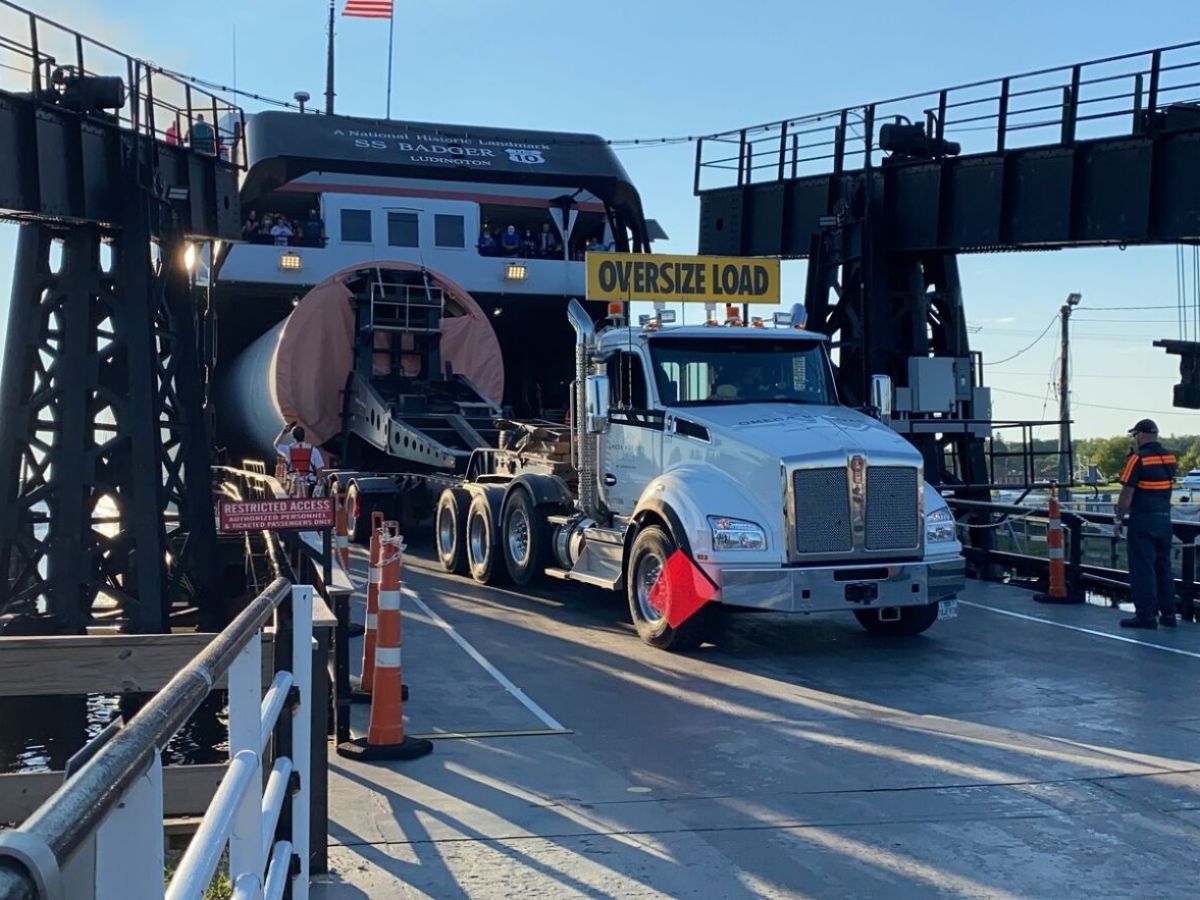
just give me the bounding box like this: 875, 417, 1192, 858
275, 422, 325, 486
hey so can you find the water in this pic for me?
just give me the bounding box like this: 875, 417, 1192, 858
0, 692, 230, 774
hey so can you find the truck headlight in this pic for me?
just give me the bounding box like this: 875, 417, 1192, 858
926, 507, 957, 543
708, 516, 767, 551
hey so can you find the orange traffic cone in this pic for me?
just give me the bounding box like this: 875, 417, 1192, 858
338, 522, 432, 762
1035, 490, 1077, 603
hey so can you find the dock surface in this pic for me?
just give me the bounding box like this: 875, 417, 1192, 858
315, 552, 1200, 899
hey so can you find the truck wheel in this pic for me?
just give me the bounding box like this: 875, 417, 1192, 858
502, 489, 548, 585
346, 486, 372, 546
627, 526, 708, 651
435, 488, 470, 575
466, 491, 507, 585
853, 603, 940, 636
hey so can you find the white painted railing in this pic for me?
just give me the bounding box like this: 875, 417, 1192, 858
0, 580, 313, 900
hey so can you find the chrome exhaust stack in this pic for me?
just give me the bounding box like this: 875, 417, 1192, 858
567, 298, 602, 522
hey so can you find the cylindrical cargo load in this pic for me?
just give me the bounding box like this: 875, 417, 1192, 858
217, 261, 505, 459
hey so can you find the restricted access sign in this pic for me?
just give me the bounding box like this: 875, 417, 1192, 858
219, 498, 335, 533
586, 252, 781, 304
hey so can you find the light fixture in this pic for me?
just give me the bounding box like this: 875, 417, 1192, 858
279, 251, 303, 271
183, 243, 196, 272
505, 263, 528, 281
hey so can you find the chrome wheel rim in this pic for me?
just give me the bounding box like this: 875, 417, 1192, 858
507, 507, 531, 566
346, 490, 358, 538
437, 504, 455, 558
468, 512, 488, 564
635, 552, 665, 623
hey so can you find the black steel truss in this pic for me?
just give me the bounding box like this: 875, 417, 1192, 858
0, 4, 240, 632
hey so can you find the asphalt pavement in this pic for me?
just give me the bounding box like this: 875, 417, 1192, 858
313, 547, 1200, 899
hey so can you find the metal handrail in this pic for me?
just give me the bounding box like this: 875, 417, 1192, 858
694, 39, 1200, 192
0, 577, 292, 899
0, 0, 247, 168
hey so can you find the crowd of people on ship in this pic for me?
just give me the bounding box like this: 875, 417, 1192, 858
241, 209, 326, 247
476, 222, 612, 259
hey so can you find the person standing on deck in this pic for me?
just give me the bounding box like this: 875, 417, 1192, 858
275, 422, 324, 486
1113, 419, 1178, 629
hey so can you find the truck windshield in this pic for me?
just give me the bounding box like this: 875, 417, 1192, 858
649, 336, 837, 406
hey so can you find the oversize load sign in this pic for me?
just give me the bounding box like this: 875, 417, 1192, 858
586, 253, 781, 304
219, 498, 335, 533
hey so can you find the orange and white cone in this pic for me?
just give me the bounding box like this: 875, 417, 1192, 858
1035, 492, 1077, 603
337, 522, 432, 762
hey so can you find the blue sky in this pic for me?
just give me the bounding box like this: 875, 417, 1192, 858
2, 0, 1198, 438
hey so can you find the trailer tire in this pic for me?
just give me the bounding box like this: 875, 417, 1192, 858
466, 490, 507, 585
626, 525, 708, 651
435, 488, 470, 575
853, 602, 940, 636
501, 488, 548, 586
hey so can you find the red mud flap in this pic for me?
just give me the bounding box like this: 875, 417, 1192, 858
647, 550, 718, 628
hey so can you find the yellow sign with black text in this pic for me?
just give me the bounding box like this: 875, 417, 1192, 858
586, 253, 781, 304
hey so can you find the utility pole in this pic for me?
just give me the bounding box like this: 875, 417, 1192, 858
1057, 292, 1082, 501
324, 0, 336, 115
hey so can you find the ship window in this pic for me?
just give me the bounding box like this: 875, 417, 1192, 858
387, 211, 419, 248
434, 214, 465, 248
341, 209, 372, 243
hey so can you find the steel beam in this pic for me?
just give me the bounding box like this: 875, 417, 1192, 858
0, 91, 239, 241
699, 129, 1200, 258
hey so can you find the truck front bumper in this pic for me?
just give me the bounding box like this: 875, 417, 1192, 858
717, 554, 965, 613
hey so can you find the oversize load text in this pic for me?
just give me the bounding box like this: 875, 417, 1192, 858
586, 254, 780, 303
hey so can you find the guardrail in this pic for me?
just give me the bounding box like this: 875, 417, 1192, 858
951, 497, 1199, 620
694, 39, 1200, 193
0, 0, 246, 167
0, 576, 313, 900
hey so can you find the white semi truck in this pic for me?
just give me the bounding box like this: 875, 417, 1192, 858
435, 300, 964, 650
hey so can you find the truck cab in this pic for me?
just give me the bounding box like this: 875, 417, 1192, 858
438, 302, 965, 651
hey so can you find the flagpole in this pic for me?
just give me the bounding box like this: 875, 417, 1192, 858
385, 10, 394, 119
324, 0, 336, 114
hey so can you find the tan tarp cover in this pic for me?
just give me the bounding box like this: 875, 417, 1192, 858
272, 261, 503, 446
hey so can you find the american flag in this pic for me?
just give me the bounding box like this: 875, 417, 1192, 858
343, 0, 393, 18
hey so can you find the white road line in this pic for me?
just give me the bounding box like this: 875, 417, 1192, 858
960, 600, 1200, 660
404, 588, 567, 731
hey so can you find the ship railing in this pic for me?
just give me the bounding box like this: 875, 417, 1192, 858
949, 497, 1200, 620
0, 0, 247, 168
694, 39, 1200, 193
0, 576, 314, 900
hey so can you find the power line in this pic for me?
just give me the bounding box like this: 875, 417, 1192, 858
986, 313, 1058, 365
990, 370, 1169, 379
992, 386, 1182, 417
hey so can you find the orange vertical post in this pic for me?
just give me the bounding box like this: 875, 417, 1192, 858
337, 521, 432, 762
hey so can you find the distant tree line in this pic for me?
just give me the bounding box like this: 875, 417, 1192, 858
988, 433, 1200, 485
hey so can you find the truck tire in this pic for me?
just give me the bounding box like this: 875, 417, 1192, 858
853, 603, 940, 636
626, 525, 708, 651
466, 490, 507, 585
501, 488, 548, 586
435, 487, 470, 575
346, 485, 372, 546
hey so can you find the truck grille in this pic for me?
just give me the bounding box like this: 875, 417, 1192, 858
792, 469, 852, 553
865, 467, 919, 550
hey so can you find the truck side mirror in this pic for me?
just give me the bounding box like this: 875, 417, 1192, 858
870, 374, 893, 422
585, 374, 610, 433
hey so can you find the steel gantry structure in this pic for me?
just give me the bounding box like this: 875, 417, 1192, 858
0, 2, 241, 634
694, 41, 1200, 494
